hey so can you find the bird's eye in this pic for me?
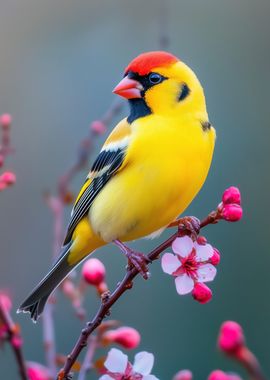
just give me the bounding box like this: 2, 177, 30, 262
149, 73, 162, 85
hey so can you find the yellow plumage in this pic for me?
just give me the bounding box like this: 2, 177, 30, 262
70, 59, 215, 261
19, 51, 215, 321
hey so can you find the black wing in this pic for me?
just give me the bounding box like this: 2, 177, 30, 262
63, 147, 126, 245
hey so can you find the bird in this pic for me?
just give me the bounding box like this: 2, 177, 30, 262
18, 51, 216, 321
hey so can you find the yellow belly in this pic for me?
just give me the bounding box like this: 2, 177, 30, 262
89, 115, 215, 242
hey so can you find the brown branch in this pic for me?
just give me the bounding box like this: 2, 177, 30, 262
0, 300, 28, 380
57, 214, 218, 380
236, 346, 267, 380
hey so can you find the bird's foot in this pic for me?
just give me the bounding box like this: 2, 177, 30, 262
127, 250, 151, 280
113, 240, 151, 280
168, 216, 200, 239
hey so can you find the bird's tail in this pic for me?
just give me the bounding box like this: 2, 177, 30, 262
17, 241, 78, 322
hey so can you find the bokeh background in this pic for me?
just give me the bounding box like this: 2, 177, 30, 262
1, 0, 270, 378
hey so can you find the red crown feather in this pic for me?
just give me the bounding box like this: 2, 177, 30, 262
125, 51, 179, 76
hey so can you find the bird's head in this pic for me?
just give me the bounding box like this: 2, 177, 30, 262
113, 51, 207, 123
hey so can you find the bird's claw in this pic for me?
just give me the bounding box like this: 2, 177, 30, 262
126, 251, 150, 279
113, 239, 150, 279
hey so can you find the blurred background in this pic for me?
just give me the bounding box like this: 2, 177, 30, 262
0, 0, 270, 378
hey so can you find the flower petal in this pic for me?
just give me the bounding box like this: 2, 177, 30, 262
99, 376, 115, 380
195, 243, 214, 261
104, 348, 128, 373
161, 253, 180, 275
133, 352, 154, 375
197, 264, 217, 282
175, 274, 194, 295
143, 375, 159, 380
172, 236, 194, 258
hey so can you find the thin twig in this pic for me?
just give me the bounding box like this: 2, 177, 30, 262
77, 336, 97, 380
42, 302, 57, 378
237, 346, 267, 380
57, 214, 217, 380
0, 300, 28, 380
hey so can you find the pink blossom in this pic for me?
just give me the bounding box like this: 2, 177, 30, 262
208, 370, 242, 380
103, 327, 141, 349
0, 293, 12, 313
11, 336, 22, 349
91, 120, 107, 135
218, 321, 244, 355
99, 348, 159, 380
0, 113, 12, 129
173, 369, 193, 380
208, 370, 229, 380
197, 236, 207, 245
161, 236, 217, 297
219, 187, 243, 222
0, 171, 16, 185
222, 187, 241, 206
27, 362, 50, 380
82, 258, 106, 286
221, 204, 243, 222
192, 282, 212, 304
210, 248, 221, 266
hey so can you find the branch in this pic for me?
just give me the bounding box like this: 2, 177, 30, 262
0, 299, 28, 380
0, 114, 16, 191
57, 213, 217, 380
77, 336, 97, 380
42, 302, 57, 378
238, 347, 267, 380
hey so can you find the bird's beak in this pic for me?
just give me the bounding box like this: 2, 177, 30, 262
113, 77, 143, 99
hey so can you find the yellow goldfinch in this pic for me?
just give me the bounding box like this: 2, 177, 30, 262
19, 51, 216, 321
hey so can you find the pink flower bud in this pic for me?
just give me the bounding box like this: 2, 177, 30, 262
218, 321, 245, 355
61, 279, 75, 297
222, 187, 241, 206
192, 283, 212, 304
221, 204, 243, 222
0, 114, 12, 129
173, 369, 193, 380
27, 362, 51, 380
103, 326, 141, 349
197, 236, 207, 245
0, 293, 12, 313
90, 120, 107, 135
82, 258, 106, 286
210, 248, 221, 266
11, 336, 22, 349
208, 370, 229, 380
1, 171, 16, 185
0, 155, 4, 167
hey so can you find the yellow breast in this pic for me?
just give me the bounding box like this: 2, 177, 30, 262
89, 114, 215, 242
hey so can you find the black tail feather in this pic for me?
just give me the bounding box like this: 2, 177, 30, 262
21, 294, 50, 322
18, 242, 74, 322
